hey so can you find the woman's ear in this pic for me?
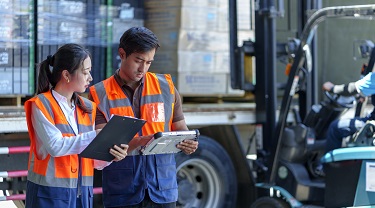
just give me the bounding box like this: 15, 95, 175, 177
62, 70, 70, 83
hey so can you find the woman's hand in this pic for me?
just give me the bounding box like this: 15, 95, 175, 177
110, 144, 128, 162
95, 129, 102, 135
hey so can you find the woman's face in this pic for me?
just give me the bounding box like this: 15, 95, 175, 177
70, 56, 93, 93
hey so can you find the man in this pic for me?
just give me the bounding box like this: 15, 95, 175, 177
314, 72, 375, 177
89, 27, 199, 207
322, 71, 375, 153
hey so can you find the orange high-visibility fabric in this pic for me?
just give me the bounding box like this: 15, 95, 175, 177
25, 91, 95, 181
90, 72, 175, 135
141, 73, 174, 134
90, 76, 134, 121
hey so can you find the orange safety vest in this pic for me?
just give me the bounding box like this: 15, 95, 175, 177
24, 91, 96, 188
89, 72, 175, 135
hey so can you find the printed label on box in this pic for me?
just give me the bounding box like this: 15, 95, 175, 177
178, 73, 227, 95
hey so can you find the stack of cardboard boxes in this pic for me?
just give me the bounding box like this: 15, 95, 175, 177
144, 0, 253, 96
37, 0, 109, 85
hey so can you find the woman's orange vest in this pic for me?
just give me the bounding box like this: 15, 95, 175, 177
24, 91, 96, 188
89, 72, 175, 135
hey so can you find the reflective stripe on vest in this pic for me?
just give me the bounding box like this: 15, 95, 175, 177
90, 72, 175, 134
141, 73, 174, 133
24, 91, 95, 188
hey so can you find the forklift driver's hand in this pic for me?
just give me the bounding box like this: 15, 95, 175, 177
322, 81, 334, 92
177, 140, 199, 155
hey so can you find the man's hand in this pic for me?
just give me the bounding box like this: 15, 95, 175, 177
177, 139, 199, 155
322, 81, 334, 92
128, 134, 154, 153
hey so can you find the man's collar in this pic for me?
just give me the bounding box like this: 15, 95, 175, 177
114, 69, 144, 87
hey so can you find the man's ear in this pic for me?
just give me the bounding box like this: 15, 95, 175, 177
119, 48, 126, 59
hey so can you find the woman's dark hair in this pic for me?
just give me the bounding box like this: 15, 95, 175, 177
36, 43, 92, 113
119, 27, 160, 58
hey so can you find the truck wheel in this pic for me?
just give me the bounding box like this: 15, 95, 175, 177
175, 135, 237, 208
251, 197, 289, 208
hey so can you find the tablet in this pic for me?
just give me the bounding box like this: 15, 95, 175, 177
141, 129, 199, 155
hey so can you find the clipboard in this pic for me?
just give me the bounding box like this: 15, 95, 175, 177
141, 129, 199, 155
80, 115, 146, 161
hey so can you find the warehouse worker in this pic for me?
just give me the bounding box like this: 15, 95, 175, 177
315, 72, 375, 177
24, 43, 128, 208
322, 72, 375, 153
89, 27, 199, 207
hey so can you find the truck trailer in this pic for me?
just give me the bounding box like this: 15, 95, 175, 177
1, 0, 375, 208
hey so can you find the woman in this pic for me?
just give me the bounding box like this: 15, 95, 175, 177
24, 43, 128, 208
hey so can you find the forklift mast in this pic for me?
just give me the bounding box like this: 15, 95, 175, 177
230, 1, 375, 184
229, 0, 321, 180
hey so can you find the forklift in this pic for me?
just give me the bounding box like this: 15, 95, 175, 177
230, 1, 375, 207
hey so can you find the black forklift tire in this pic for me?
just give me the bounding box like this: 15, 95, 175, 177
251, 196, 290, 208
175, 135, 237, 208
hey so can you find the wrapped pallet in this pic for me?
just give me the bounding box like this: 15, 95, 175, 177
144, 0, 253, 96
0, 0, 33, 95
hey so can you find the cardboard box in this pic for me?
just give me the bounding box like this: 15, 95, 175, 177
150, 29, 179, 50
178, 30, 229, 51
150, 49, 178, 75
146, 6, 221, 31
112, 18, 144, 44
177, 73, 227, 95
178, 51, 215, 72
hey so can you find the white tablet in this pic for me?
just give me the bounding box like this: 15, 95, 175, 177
141, 129, 199, 155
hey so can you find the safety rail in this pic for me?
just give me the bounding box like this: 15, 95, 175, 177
0, 146, 30, 154
0, 187, 103, 201
0, 170, 28, 178
0, 146, 103, 201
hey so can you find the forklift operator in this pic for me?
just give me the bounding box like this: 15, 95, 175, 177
314, 72, 375, 177
322, 71, 375, 154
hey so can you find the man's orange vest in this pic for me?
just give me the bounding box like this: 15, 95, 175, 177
89, 72, 175, 135
24, 91, 96, 188
90, 72, 179, 206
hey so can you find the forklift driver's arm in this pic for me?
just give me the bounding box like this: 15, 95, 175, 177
323, 81, 358, 96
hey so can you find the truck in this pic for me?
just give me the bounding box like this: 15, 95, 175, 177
1, 0, 375, 208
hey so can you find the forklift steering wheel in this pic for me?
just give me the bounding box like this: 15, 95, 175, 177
324, 91, 356, 108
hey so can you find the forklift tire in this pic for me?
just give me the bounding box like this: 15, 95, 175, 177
175, 135, 237, 208
251, 196, 290, 208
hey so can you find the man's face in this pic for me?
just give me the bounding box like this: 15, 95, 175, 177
118, 48, 156, 85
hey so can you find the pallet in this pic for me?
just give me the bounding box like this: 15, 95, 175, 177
181, 92, 254, 104
0, 95, 33, 107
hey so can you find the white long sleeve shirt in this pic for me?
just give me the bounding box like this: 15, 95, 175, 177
31, 90, 110, 169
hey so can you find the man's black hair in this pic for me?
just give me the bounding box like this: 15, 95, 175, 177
119, 27, 160, 58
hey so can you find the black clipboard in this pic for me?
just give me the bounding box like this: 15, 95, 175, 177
80, 115, 146, 161
141, 129, 199, 155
